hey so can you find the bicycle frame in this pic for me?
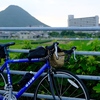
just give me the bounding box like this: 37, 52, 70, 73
0, 58, 51, 99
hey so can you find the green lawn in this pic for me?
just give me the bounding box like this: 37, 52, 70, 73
0, 39, 91, 50
70, 40, 91, 50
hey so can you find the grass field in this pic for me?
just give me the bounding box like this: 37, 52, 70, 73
0, 39, 91, 51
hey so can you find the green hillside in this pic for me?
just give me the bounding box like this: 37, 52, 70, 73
0, 5, 48, 27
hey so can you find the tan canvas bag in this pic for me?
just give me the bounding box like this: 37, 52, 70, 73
49, 52, 65, 67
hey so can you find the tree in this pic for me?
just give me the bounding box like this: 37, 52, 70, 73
48, 31, 59, 37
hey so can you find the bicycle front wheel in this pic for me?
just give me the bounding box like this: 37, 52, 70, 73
34, 69, 89, 100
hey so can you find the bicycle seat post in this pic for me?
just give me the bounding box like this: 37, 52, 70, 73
4, 47, 10, 60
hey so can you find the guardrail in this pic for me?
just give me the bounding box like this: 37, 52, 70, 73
8, 49, 100, 56
8, 49, 100, 81
0, 26, 100, 31
1, 26, 100, 99
7, 49, 100, 100
3, 49, 100, 100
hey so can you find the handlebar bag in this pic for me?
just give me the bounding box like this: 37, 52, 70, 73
49, 51, 65, 67
27, 46, 47, 59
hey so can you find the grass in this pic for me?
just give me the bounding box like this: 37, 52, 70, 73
0, 39, 91, 50
0, 39, 24, 49
70, 40, 91, 50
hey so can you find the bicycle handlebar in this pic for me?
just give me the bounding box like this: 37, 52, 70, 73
46, 42, 77, 61
46, 42, 59, 59
64, 47, 77, 62
46, 42, 59, 50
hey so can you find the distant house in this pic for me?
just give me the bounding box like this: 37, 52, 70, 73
42, 34, 49, 38
0, 32, 11, 39
0, 31, 19, 39
10, 33, 19, 39
17, 31, 49, 39
17, 31, 33, 39
0, 31, 49, 40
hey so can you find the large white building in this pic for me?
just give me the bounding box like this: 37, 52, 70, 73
68, 15, 99, 27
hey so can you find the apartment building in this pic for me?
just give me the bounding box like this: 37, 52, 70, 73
68, 15, 99, 33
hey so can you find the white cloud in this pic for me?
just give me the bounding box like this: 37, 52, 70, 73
0, 6, 7, 11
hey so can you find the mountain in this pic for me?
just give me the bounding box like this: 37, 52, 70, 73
0, 5, 49, 27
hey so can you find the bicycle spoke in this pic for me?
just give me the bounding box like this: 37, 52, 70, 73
40, 83, 51, 94
34, 70, 89, 100
57, 76, 63, 96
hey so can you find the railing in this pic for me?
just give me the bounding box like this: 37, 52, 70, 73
1, 26, 100, 99
8, 49, 100, 81
0, 26, 100, 31
2, 49, 100, 100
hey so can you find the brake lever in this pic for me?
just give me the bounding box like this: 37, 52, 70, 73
73, 49, 77, 61
54, 43, 58, 59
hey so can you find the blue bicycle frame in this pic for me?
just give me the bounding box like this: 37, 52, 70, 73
0, 58, 51, 99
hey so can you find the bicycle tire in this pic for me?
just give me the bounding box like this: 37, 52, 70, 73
34, 69, 90, 100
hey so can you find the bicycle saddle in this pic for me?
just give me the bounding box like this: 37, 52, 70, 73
0, 42, 15, 48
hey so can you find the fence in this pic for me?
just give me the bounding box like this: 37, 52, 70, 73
0, 26, 100, 31
1, 26, 100, 99
6, 48, 100, 100
8, 49, 100, 81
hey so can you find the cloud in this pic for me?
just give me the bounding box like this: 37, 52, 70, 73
0, 6, 7, 11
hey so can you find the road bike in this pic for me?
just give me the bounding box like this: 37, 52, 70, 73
0, 42, 90, 100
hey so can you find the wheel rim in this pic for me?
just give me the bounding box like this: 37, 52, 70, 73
34, 71, 89, 100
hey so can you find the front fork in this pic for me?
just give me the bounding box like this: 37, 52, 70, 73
48, 69, 61, 100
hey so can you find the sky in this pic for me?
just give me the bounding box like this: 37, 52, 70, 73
0, 0, 100, 27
